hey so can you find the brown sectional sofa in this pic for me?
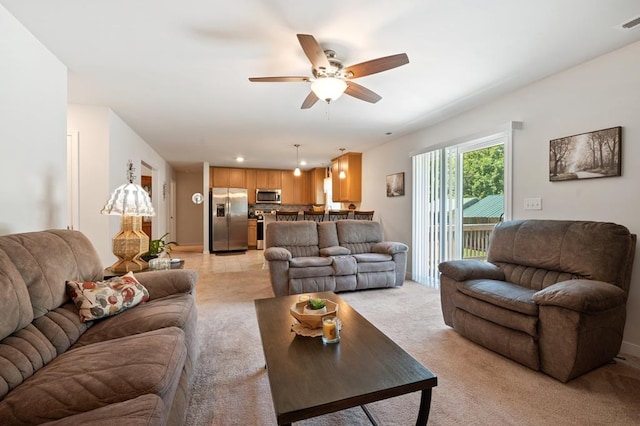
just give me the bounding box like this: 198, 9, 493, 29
0, 230, 198, 425
264, 220, 408, 296
439, 219, 636, 382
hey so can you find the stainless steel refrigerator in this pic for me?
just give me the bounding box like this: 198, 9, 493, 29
209, 188, 248, 252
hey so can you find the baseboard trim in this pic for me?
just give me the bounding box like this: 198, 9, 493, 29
620, 340, 640, 358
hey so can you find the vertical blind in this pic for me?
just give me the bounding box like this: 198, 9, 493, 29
412, 126, 513, 288
412, 147, 458, 287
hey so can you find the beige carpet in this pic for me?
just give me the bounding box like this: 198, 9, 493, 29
185, 268, 640, 425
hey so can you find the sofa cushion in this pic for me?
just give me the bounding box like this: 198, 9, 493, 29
494, 263, 577, 291
336, 220, 383, 254
66, 272, 149, 322
317, 221, 339, 248
0, 323, 58, 400
0, 264, 33, 340
352, 253, 393, 263
0, 230, 103, 320
487, 220, 635, 291
32, 302, 92, 355
73, 293, 195, 348
457, 279, 538, 316
0, 327, 186, 424
266, 222, 320, 257
289, 256, 333, 268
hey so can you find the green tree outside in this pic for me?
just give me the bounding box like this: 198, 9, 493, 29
463, 145, 504, 199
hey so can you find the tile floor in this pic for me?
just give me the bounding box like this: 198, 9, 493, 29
172, 246, 266, 274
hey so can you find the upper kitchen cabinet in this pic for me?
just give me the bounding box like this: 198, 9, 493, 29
246, 169, 257, 203
211, 167, 246, 188
281, 170, 310, 205
256, 169, 282, 189
331, 152, 362, 202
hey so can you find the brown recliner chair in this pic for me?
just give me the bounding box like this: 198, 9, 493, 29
438, 219, 636, 382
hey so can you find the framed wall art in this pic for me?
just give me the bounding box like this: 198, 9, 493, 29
549, 126, 621, 182
386, 172, 405, 197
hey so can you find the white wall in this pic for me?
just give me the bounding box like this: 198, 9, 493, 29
363, 39, 640, 356
0, 5, 68, 235
68, 105, 173, 267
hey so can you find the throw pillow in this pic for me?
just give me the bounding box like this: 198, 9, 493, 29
66, 272, 149, 322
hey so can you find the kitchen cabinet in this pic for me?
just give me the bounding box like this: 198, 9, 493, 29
248, 219, 257, 247
281, 171, 294, 204
280, 170, 310, 204
256, 169, 282, 189
331, 152, 362, 202
246, 169, 257, 203
293, 171, 309, 204
211, 167, 246, 188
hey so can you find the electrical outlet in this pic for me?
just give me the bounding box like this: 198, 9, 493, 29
524, 197, 542, 210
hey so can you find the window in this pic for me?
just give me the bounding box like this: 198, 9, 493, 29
412, 123, 517, 287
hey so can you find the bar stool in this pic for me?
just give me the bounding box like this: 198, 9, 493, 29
276, 211, 299, 221
303, 211, 325, 222
353, 210, 374, 220
328, 210, 350, 221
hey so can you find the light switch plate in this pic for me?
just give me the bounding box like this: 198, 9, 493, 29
524, 197, 542, 210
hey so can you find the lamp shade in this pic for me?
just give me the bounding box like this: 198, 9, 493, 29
311, 77, 348, 102
101, 182, 156, 216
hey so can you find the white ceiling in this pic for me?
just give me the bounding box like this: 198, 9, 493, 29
3, 1, 640, 172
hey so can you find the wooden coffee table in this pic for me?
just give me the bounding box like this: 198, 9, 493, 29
254, 291, 437, 425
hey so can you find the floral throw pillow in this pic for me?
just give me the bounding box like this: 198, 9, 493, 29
66, 272, 149, 322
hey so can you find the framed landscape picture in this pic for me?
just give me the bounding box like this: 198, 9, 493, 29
549, 126, 622, 181
386, 172, 405, 197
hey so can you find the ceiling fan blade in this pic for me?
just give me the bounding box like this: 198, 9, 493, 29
249, 76, 310, 82
301, 92, 319, 109
344, 81, 382, 103
344, 53, 409, 79
297, 34, 330, 70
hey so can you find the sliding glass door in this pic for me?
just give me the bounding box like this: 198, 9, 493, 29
412, 130, 510, 287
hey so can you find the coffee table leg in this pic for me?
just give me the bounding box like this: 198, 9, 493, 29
415, 388, 432, 425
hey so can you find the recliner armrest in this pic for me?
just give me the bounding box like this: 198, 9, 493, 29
533, 279, 626, 313
134, 269, 198, 300
372, 241, 408, 255
264, 247, 292, 261
438, 259, 505, 282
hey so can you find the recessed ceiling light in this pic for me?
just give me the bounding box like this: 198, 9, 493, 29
386, 132, 393, 136
300, 160, 307, 166
236, 156, 244, 162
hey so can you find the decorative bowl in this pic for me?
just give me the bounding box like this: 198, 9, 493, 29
290, 299, 338, 329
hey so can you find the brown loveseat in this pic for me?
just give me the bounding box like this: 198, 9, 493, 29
439, 219, 636, 382
0, 230, 198, 425
264, 220, 408, 296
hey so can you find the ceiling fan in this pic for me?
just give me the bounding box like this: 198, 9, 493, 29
249, 34, 409, 109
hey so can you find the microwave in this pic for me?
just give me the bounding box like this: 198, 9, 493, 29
256, 188, 281, 204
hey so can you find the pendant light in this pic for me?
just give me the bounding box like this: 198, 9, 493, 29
294, 144, 301, 176
338, 148, 346, 179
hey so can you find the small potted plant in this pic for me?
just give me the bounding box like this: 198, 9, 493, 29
142, 233, 178, 262
303, 298, 327, 315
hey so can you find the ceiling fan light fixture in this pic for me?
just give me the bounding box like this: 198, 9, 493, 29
311, 77, 347, 103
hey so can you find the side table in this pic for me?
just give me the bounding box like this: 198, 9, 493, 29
103, 259, 185, 279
